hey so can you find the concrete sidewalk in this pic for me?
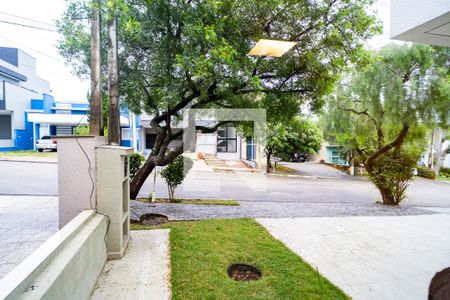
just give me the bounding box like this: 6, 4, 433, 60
258, 214, 450, 300
91, 229, 171, 300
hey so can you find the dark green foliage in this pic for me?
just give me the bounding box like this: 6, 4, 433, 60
264, 117, 322, 172
416, 166, 436, 180
129, 153, 145, 180
160, 156, 193, 201
439, 167, 450, 178
370, 151, 418, 205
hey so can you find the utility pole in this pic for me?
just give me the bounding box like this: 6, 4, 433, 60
108, 15, 120, 145
89, 2, 103, 136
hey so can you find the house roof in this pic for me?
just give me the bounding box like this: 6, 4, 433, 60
27, 113, 130, 127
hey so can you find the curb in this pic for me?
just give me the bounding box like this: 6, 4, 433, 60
0, 158, 57, 164
266, 173, 326, 179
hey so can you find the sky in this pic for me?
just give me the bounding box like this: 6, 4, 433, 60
0, 0, 393, 103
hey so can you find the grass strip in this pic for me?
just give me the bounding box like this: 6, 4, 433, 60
134, 219, 348, 300
137, 197, 239, 206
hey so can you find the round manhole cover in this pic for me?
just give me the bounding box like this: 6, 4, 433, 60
140, 213, 168, 226
227, 264, 262, 281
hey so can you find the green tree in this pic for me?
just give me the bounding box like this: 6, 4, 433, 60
57, 0, 380, 199
265, 117, 322, 172
323, 44, 450, 205
160, 156, 193, 202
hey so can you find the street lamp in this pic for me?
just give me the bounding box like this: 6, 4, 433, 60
248, 39, 296, 57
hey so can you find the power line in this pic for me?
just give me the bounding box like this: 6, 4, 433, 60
0, 11, 56, 27
0, 34, 63, 62
0, 19, 57, 32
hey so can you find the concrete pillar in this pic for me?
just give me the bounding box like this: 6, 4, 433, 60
57, 136, 107, 228
96, 145, 133, 259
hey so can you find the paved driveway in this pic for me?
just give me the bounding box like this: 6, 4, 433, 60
258, 212, 450, 300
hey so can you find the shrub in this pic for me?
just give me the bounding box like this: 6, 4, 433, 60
439, 167, 450, 178
416, 165, 436, 180
369, 151, 418, 205
129, 153, 145, 180
160, 155, 193, 202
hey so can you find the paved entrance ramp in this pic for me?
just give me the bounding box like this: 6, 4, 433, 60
258, 214, 450, 300
281, 162, 351, 179
91, 229, 170, 300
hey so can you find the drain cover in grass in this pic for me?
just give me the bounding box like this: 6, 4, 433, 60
227, 264, 261, 281
140, 213, 168, 226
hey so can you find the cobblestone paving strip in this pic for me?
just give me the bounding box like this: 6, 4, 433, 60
131, 200, 434, 222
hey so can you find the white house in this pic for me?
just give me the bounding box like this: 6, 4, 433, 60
391, 0, 450, 169
391, 0, 450, 47
138, 112, 257, 165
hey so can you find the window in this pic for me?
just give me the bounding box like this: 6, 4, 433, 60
0, 114, 12, 140
217, 126, 237, 153
121, 128, 132, 140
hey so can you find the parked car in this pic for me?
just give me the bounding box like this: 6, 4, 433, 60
291, 152, 307, 162
36, 136, 57, 152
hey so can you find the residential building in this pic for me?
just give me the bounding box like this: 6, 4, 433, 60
0, 47, 138, 151
391, 0, 450, 170
139, 112, 257, 165
391, 0, 450, 47
0, 47, 51, 150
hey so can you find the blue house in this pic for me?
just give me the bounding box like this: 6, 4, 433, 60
0, 47, 140, 151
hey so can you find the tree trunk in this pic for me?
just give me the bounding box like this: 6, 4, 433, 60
107, 15, 120, 145
379, 187, 397, 205
89, 3, 103, 136
130, 157, 156, 199
266, 152, 271, 173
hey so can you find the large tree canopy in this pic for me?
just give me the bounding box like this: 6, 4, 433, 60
58, 0, 380, 198
323, 44, 450, 205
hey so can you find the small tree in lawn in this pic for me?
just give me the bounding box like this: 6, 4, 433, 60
160, 156, 193, 202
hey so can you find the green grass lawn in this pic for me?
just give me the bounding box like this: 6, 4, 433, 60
0, 150, 56, 158
274, 164, 297, 173
137, 198, 239, 206
437, 176, 450, 182
134, 219, 347, 300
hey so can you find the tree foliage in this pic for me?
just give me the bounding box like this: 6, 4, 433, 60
323, 44, 450, 204
265, 117, 322, 171
57, 0, 380, 198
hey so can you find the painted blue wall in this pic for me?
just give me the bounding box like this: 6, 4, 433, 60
13, 111, 34, 150
31, 99, 43, 110
42, 94, 54, 113
121, 140, 132, 147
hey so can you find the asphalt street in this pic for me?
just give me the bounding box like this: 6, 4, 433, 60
1, 160, 449, 207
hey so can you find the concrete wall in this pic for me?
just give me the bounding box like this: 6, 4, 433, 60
0, 210, 107, 300
57, 136, 107, 228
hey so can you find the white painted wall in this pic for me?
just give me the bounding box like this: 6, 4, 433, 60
4, 82, 39, 130
196, 133, 217, 155
391, 0, 450, 46
391, 0, 450, 37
